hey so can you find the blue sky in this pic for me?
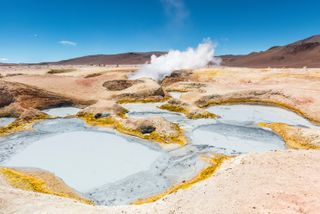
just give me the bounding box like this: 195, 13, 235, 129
0, 0, 319, 63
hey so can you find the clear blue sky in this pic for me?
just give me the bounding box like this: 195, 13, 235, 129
0, 0, 319, 63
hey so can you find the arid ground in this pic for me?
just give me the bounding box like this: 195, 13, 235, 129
0, 65, 320, 214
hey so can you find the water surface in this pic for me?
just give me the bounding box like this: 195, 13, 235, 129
122, 103, 186, 123
208, 104, 316, 127
1, 103, 315, 205
0, 118, 15, 127
43, 107, 81, 117
4, 130, 161, 192
192, 123, 285, 154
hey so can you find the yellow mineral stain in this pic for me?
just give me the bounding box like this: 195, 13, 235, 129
159, 103, 219, 120
258, 122, 320, 150
0, 115, 49, 137
193, 69, 221, 81
166, 89, 189, 93
78, 113, 187, 146
133, 154, 230, 204
159, 103, 187, 115
114, 121, 187, 146
159, 103, 218, 119
117, 96, 169, 104
0, 167, 93, 205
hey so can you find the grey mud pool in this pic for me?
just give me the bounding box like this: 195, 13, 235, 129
0, 103, 315, 205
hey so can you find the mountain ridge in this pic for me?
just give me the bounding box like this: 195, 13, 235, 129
220, 35, 320, 68
1, 35, 320, 68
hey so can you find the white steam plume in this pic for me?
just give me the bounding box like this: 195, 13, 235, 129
130, 40, 220, 81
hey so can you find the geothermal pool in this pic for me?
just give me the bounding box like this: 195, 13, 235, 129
208, 104, 315, 127
122, 103, 291, 154
192, 123, 285, 154
0, 104, 315, 205
0, 117, 15, 127
4, 131, 161, 192
0, 116, 209, 205
43, 106, 81, 117
122, 102, 187, 123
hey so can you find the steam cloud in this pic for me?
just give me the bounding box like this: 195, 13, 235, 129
130, 40, 220, 81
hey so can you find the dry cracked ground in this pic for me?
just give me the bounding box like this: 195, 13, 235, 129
0, 65, 320, 213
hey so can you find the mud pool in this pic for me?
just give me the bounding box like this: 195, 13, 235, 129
207, 104, 316, 128
122, 103, 289, 155
192, 123, 285, 154
0, 117, 15, 127
0, 116, 211, 205
122, 102, 187, 123
0, 104, 315, 205
4, 131, 162, 192
43, 106, 81, 117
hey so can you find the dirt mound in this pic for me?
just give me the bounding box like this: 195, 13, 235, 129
0, 80, 87, 118
0, 86, 14, 107
161, 70, 193, 86
103, 80, 143, 91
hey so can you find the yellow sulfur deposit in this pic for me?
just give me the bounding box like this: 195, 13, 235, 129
159, 103, 218, 119
78, 113, 187, 146
0, 115, 49, 137
0, 167, 93, 205
133, 154, 230, 204
117, 96, 169, 104
258, 122, 320, 150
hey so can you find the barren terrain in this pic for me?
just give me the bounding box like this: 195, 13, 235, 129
0, 65, 319, 213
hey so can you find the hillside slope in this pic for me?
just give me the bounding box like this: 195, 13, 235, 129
221, 35, 320, 68
54, 52, 165, 65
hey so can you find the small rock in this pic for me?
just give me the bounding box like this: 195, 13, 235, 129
94, 112, 110, 119
139, 125, 156, 134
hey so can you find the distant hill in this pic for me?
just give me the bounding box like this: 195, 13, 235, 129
0, 62, 18, 66
52, 52, 166, 65
52, 35, 320, 68
220, 35, 320, 68
1, 35, 320, 68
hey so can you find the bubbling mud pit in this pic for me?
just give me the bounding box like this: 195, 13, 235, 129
43, 107, 82, 117
0, 117, 15, 127
190, 104, 318, 154
0, 108, 213, 205
4, 131, 162, 192
207, 104, 316, 128
0, 103, 317, 206
122, 103, 290, 154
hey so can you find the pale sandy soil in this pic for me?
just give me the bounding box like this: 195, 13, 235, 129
0, 150, 319, 214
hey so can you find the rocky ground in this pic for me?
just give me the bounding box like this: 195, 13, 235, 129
0, 65, 320, 213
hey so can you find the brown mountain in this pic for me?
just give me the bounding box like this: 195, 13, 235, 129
53, 52, 165, 65
221, 35, 320, 68
54, 35, 320, 68
1, 35, 320, 68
